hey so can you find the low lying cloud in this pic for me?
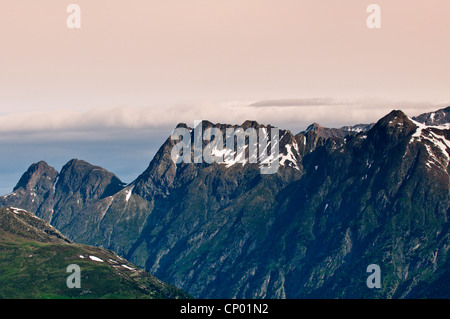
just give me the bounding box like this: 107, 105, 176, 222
0, 99, 446, 141
249, 98, 349, 107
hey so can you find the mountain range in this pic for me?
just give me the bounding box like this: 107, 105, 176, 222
1, 106, 449, 298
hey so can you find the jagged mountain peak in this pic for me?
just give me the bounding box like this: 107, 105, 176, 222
30, 160, 53, 170
369, 109, 416, 137
59, 158, 121, 181
56, 159, 125, 204
174, 120, 282, 132
175, 122, 189, 129
59, 158, 113, 182
299, 122, 351, 139
63, 158, 107, 171
380, 109, 409, 123
305, 122, 322, 131
13, 161, 58, 192
241, 120, 263, 130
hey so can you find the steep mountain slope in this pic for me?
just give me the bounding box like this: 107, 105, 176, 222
0, 207, 189, 299
267, 110, 449, 298
121, 109, 449, 298
1, 107, 449, 299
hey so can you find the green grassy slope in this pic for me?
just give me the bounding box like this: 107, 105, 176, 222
0, 207, 190, 299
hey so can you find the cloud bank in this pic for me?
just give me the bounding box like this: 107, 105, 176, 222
249, 98, 348, 107
0, 99, 446, 140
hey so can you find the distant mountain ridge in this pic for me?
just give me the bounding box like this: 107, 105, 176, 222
412, 106, 450, 126
1, 106, 449, 299
300, 122, 375, 139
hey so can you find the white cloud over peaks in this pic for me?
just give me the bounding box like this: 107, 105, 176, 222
0, 99, 445, 141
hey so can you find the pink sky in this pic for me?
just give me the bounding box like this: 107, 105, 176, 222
0, 0, 450, 195
0, 0, 449, 126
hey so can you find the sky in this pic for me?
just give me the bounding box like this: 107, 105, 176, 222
1, 0, 449, 194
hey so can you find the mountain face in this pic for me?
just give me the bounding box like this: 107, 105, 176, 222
412, 106, 450, 126
1, 107, 449, 299
0, 207, 189, 299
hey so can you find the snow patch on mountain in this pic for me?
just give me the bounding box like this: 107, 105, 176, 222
125, 185, 134, 202
409, 118, 450, 168
279, 143, 301, 170
89, 255, 104, 262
